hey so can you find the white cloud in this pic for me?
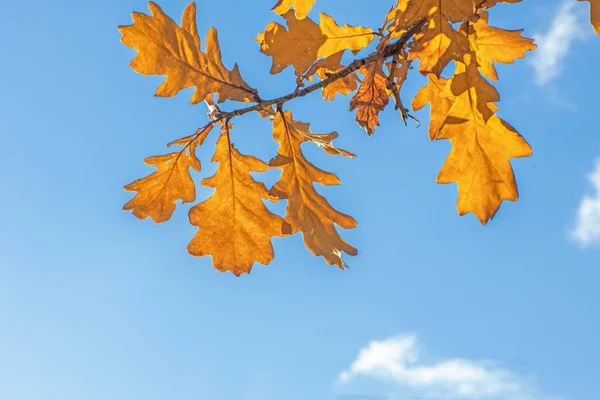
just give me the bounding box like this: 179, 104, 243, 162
528, 1, 588, 85
337, 334, 554, 400
571, 159, 600, 247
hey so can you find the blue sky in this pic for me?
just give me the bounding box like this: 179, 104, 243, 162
0, 0, 598, 399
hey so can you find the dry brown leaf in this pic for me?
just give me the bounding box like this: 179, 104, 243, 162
187, 126, 290, 276
272, 0, 316, 19
119, 2, 257, 104
349, 60, 390, 135
270, 111, 357, 268
256, 11, 374, 77
123, 126, 212, 223
580, 0, 600, 34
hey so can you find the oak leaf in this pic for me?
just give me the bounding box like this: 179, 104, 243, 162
580, 0, 600, 35
270, 111, 357, 268
187, 127, 290, 276
123, 126, 212, 223
409, 13, 469, 77
468, 13, 536, 80
385, 0, 474, 38
272, 0, 315, 19
349, 60, 390, 135
257, 11, 374, 77
119, 2, 257, 104
413, 66, 531, 224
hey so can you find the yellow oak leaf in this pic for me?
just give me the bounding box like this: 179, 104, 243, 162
409, 12, 469, 77
349, 60, 390, 135
256, 11, 374, 77
123, 126, 212, 223
187, 127, 290, 276
437, 112, 531, 224
579, 0, 600, 35
412, 75, 457, 140
468, 13, 536, 80
413, 70, 531, 224
272, 0, 315, 19
119, 2, 257, 104
386, 0, 474, 38
270, 111, 357, 268
445, 55, 499, 123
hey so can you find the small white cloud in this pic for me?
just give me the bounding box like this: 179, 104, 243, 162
571, 158, 600, 247
337, 334, 553, 400
528, 1, 588, 85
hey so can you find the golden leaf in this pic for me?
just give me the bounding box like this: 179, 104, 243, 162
580, 0, 600, 35
468, 13, 536, 80
187, 127, 290, 276
119, 2, 257, 104
408, 14, 469, 77
123, 126, 212, 223
386, 0, 474, 37
270, 111, 357, 268
272, 0, 316, 19
349, 60, 390, 135
445, 54, 499, 123
413, 65, 531, 224
412, 74, 456, 140
256, 11, 374, 77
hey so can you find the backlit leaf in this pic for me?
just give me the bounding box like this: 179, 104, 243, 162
187, 126, 290, 276
123, 126, 212, 223
257, 11, 374, 77
119, 2, 257, 104
468, 13, 536, 80
270, 111, 357, 268
272, 0, 316, 19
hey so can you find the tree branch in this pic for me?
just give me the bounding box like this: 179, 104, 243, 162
216, 18, 428, 121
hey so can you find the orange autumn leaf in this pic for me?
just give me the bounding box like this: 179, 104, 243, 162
579, 0, 600, 34
350, 60, 390, 135
385, 0, 474, 37
272, 0, 315, 19
413, 62, 531, 224
123, 126, 212, 223
270, 111, 357, 268
119, 2, 257, 104
468, 13, 536, 80
187, 127, 290, 276
256, 11, 374, 77
408, 12, 469, 77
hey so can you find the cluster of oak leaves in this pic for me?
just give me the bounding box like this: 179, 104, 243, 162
119, 0, 600, 275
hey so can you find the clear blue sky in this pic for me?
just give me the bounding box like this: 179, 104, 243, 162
0, 1, 598, 399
